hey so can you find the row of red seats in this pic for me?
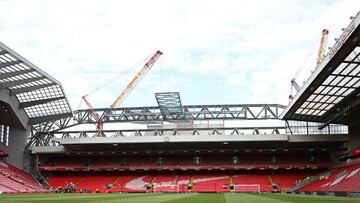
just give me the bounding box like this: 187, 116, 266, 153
0, 162, 46, 193
46, 171, 312, 193
39, 154, 332, 169
297, 164, 360, 192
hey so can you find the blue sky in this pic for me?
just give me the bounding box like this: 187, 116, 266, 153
0, 0, 359, 109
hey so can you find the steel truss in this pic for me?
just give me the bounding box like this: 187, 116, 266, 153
27, 104, 286, 148
318, 95, 360, 129
48, 126, 285, 139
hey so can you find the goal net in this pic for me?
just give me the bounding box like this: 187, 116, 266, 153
153, 184, 180, 193
232, 184, 261, 193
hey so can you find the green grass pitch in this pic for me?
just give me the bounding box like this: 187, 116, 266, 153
0, 193, 359, 203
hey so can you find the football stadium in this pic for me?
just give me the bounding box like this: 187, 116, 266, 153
0, 2, 360, 203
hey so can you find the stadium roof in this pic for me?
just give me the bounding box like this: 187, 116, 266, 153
282, 11, 360, 127
32, 133, 349, 154
155, 92, 183, 114
0, 42, 72, 125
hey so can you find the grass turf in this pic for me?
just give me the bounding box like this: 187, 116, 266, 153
0, 193, 358, 203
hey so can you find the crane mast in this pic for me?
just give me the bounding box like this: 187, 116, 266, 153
110, 50, 163, 108
316, 29, 329, 66
290, 78, 300, 92
82, 96, 103, 130
289, 29, 329, 101
80, 50, 162, 132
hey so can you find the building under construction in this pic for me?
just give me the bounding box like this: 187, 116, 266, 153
0, 10, 359, 197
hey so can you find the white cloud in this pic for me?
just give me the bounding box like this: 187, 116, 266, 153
0, 0, 359, 109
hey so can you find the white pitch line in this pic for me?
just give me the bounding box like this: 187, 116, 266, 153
102, 193, 199, 203
224, 193, 293, 203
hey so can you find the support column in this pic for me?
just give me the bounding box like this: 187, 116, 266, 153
6, 126, 30, 170
347, 124, 360, 152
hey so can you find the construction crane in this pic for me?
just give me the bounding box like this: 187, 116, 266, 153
289, 80, 300, 100
82, 95, 103, 130
80, 50, 162, 132
316, 29, 329, 66
289, 29, 329, 101
110, 50, 163, 108
289, 69, 305, 100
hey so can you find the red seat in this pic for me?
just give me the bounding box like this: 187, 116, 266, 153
0, 162, 46, 193
297, 164, 360, 192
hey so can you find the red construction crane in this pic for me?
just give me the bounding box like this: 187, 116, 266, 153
111, 50, 163, 108
82, 95, 103, 130
81, 50, 163, 131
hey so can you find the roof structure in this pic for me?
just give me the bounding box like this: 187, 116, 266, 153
282, 11, 360, 127
0, 42, 72, 125
155, 92, 184, 116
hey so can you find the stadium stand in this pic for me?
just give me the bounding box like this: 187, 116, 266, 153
151, 174, 178, 192
296, 163, 360, 192
106, 175, 137, 193
271, 172, 315, 191
44, 170, 321, 193
0, 161, 46, 193
76, 175, 118, 193
38, 153, 332, 172
232, 173, 271, 192
47, 174, 84, 189
38, 153, 335, 193
190, 173, 230, 192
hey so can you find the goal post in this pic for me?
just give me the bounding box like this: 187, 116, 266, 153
153, 184, 180, 193
232, 184, 261, 193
